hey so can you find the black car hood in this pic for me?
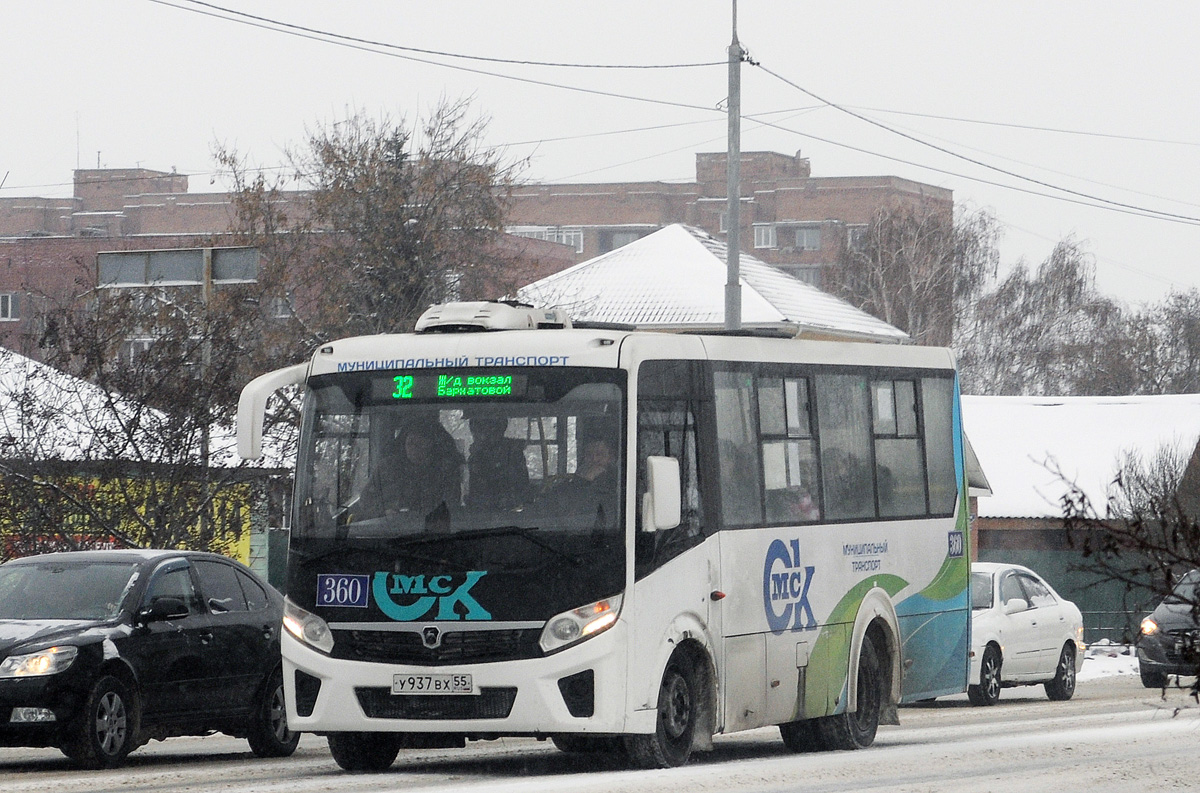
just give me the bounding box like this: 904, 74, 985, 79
1151, 601, 1200, 631
0, 619, 118, 656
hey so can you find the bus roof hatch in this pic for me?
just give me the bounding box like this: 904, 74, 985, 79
415, 301, 572, 333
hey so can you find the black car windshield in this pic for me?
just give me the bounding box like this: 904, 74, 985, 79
1169, 569, 1200, 603
0, 560, 141, 620
971, 571, 994, 610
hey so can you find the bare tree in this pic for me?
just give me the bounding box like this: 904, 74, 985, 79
0, 264, 274, 558
1061, 443, 1200, 693
217, 99, 527, 346
956, 238, 1126, 395
826, 204, 1000, 346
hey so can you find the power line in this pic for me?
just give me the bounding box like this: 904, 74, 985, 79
155, 0, 723, 70
146, 0, 722, 115
848, 105, 1200, 149
754, 64, 1200, 226
744, 114, 1200, 227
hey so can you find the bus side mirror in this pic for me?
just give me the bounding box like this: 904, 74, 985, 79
237, 363, 307, 460
641, 456, 681, 533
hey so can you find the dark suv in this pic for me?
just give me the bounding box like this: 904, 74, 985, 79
1137, 569, 1200, 688
0, 549, 298, 767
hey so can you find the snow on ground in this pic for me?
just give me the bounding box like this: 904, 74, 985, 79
1079, 640, 1141, 680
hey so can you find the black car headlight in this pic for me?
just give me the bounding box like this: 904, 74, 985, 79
539, 594, 623, 654
283, 597, 335, 654
0, 646, 79, 678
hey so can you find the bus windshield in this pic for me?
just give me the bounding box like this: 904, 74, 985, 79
290, 366, 626, 621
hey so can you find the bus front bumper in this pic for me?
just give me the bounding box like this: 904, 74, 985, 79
281, 622, 635, 736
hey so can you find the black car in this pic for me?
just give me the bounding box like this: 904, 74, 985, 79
0, 549, 298, 767
1137, 569, 1200, 688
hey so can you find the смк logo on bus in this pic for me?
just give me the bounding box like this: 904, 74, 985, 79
372, 571, 492, 621
762, 538, 817, 634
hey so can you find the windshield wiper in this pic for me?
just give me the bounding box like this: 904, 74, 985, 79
391, 525, 583, 567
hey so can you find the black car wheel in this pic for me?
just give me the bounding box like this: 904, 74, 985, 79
624, 650, 700, 768
968, 645, 1002, 706
1045, 643, 1077, 701
328, 732, 403, 772
248, 668, 300, 757
1139, 661, 1168, 689
64, 675, 138, 768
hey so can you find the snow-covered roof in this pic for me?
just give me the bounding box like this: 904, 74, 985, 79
961, 394, 1200, 519
0, 347, 290, 469
518, 224, 909, 343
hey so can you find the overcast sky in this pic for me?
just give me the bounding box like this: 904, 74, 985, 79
5, 1, 1198, 304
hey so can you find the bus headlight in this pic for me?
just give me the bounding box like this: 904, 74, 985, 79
0, 646, 78, 678
539, 594, 622, 654
283, 597, 335, 654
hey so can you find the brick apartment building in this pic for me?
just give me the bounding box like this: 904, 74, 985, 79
0, 151, 951, 353
504, 150, 953, 286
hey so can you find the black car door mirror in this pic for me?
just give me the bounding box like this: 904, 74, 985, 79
138, 596, 190, 624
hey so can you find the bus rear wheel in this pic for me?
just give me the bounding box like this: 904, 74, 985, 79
327, 732, 403, 772
624, 650, 700, 768
816, 631, 885, 751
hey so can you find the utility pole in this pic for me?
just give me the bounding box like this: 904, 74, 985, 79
724, 0, 742, 331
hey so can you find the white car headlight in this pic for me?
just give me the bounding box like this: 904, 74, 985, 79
283, 597, 335, 654
539, 594, 622, 654
0, 646, 79, 678
1140, 617, 1159, 636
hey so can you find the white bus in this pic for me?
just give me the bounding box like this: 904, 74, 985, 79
237, 301, 970, 771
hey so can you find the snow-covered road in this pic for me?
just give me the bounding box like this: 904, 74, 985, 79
1, 668, 1194, 793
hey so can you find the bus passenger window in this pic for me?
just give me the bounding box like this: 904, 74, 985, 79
715, 370, 763, 526
815, 374, 875, 521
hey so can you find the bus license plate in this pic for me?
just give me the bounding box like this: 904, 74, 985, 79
392, 673, 474, 695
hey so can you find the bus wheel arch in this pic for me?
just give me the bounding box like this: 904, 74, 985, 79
846, 589, 901, 730
626, 637, 716, 768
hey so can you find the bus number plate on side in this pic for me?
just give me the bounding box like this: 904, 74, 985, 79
392, 674, 474, 695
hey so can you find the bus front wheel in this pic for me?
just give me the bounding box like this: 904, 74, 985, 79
625, 650, 701, 768
327, 732, 403, 772
816, 630, 885, 750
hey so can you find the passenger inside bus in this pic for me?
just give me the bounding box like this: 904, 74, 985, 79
466, 415, 530, 509
359, 417, 463, 518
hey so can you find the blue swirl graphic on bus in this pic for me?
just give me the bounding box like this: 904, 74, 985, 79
371, 571, 492, 621
762, 538, 817, 634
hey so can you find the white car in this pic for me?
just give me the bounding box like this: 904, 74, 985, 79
968, 562, 1086, 706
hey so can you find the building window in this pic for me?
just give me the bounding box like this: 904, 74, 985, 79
268, 295, 295, 319
610, 231, 641, 249
507, 226, 584, 254
776, 264, 823, 288
122, 338, 155, 363
847, 224, 868, 250
718, 212, 728, 233
0, 293, 20, 321
794, 226, 821, 251
753, 224, 777, 249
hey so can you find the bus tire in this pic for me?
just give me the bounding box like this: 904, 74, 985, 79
327, 732, 402, 772
624, 650, 700, 768
816, 630, 885, 751
779, 718, 823, 752
551, 735, 624, 754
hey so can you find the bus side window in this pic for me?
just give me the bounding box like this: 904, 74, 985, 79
760, 375, 821, 524
636, 360, 706, 578
714, 369, 763, 527
815, 374, 875, 521
922, 377, 957, 515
